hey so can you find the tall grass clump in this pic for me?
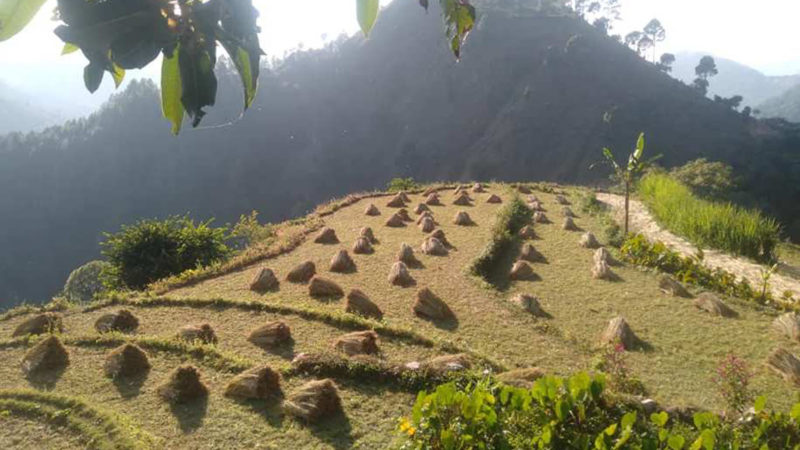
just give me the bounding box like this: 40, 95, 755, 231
470, 195, 532, 281
638, 173, 780, 262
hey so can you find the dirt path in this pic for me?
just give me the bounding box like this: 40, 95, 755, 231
597, 193, 800, 298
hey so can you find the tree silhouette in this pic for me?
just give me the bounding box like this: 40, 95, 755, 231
643, 19, 666, 63
693, 56, 718, 96
657, 53, 675, 73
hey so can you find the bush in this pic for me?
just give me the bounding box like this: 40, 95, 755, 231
101, 216, 229, 290
713, 354, 754, 417
398, 372, 800, 449
670, 158, 738, 199
470, 196, 532, 281
638, 173, 780, 262
227, 211, 274, 250
63, 260, 111, 303
387, 177, 419, 192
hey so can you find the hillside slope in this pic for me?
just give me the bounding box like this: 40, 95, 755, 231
1, 184, 798, 448
1, 0, 800, 304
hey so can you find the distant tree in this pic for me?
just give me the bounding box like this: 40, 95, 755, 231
642, 19, 666, 63
624, 31, 643, 50
693, 56, 718, 96
572, 0, 621, 34
670, 158, 738, 199
742, 106, 752, 118
657, 53, 675, 73
714, 95, 744, 111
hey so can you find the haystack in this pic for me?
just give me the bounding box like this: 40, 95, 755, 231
453, 192, 471, 206
773, 313, 800, 341
414, 203, 430, 215
766, 348, 800, 387
414, 288, 452, 320
248, 321, 292, 347
453, 211, 473, 225
496, 368, 545, 388
430, 229, 450, 247
519, 225, 536, 239
345, 289, 383, 320
555, 194, 570, 205
314, 227, 339, 244
693, 293, 736, 318
421, 237, 447, 256
527, 195, 539, 203
416, 211, 435, 225
600, 317, 641, 350
487, 194, 502, 204
659, 275, 692, 298
510, 261, 535, 281
12, 312, 64, 337
422, 187, 437, 196
510, 294, 545, 316
104, 344, 150, 378
425, 193, 441, 205
534, 212, 548, 224
388, 261, 414, 287
398, 192, 411, 202
21, 335, 69, 376
594, 247, 611, 265
386, 194, 406, 208
250, 267, 279, 292
95, 309, 139, 333
397, 209, 412, 222
286, 260, 316, 283
329, 249, 356, 273
364, 203, 380, 216
472, 183, 485, 193
579, 232, 600, 248
332, 330, 380, 356
157, 365, 208, 403
519, 243, 544, 262
283, 379, 342, 423
562, 207, 576, 218
562, 216, 578, 231
517, 185, 532, 194
309, 277, 344, 298
419, 216, 435, 233
360, 226, 377, 243
422, 354, 471, 374
530, 201, 544, 212
225, 365, 281, 400
352, 237, 374, 255
178, 323, 218, 344
592, 260, 612, 280
385, 212, 406, 227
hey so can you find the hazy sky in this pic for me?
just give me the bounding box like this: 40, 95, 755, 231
1, 0, 799, 114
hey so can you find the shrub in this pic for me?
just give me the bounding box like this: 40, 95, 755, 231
670, 158, 738, 199
595, 342, 646, 396
63, 260, 111, 303
101, 216, 229, 290
713, 354, 754, 416
470, 196, 532, 281
228, 211, 274, 249
638, 173, 780, 262
387, 177, 419, 192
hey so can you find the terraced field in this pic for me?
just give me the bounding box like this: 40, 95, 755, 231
1, 183, 799, 449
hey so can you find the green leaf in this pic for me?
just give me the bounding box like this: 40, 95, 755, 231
83, 62, 104, 93
161, 47, 184, 136
667, 434, 685, 450
356, 0, 379, 36
218, 41, 258, 110
620, 411, 636, 429
635, 132, 645, 158
650, 411, 669, 427
111, 62, 125, 88
790, 402, 800, 420
0, 0, 47, 41
61, 42, 79, 55
178, 34, 218, 127
754, 395, 766, 413
440, 0, 476, 59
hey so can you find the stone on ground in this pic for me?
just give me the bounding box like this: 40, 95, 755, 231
157, 365, 208, 403
487, 194, 502, 204
248, 321, 292, 347
352, 237, 374, 254
519, 225, 536, 239
414, 288, 452, 320
329, 249, 356, 273
286, 261, 316, 283
421, 353, 472, 374
21, 335, 69, 376
419, 216, 435, 233
12, 312, 64, 337
453, 211, 473, 225
314, 227, 339, 244
225, 366, 281, 400
178, 323, 218, 344
250, 267, 279, 292
694, 293, 737, 318
332, 330, 380, 356
580, 232, 600, 248
345, 289, 383, 320
283, 379, 342, 423
773, 313, 800, 341
519, 243, 544, 262
386, 194, 406, 208
104, 344, 150, 378
659, 275, 692, 298
388, 261, 414, 287
421, 237, 447, 256
766, 348, 800, 387
510, 294, 545, 316
510, 261, 536, 281
600, 317, 641, 350
385, 212, 406, 227
364, 203, 380, 216
562, 216, 578, 231
397, 243, 417, 265
95, 309, 139, 333
309, 277, 344, 298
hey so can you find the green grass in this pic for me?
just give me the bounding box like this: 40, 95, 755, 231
470, 193, 532, 287
638, 173, 780, 262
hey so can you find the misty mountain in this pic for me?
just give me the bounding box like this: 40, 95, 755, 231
669, 52, 800, 108
0, 81, 59, 134
759, 84, 800, 122
1, 0, 800, 305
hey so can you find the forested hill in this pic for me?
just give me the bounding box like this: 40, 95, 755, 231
1, 0, 799, 304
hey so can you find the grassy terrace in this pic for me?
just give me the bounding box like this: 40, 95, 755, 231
0, 183, 798, 448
